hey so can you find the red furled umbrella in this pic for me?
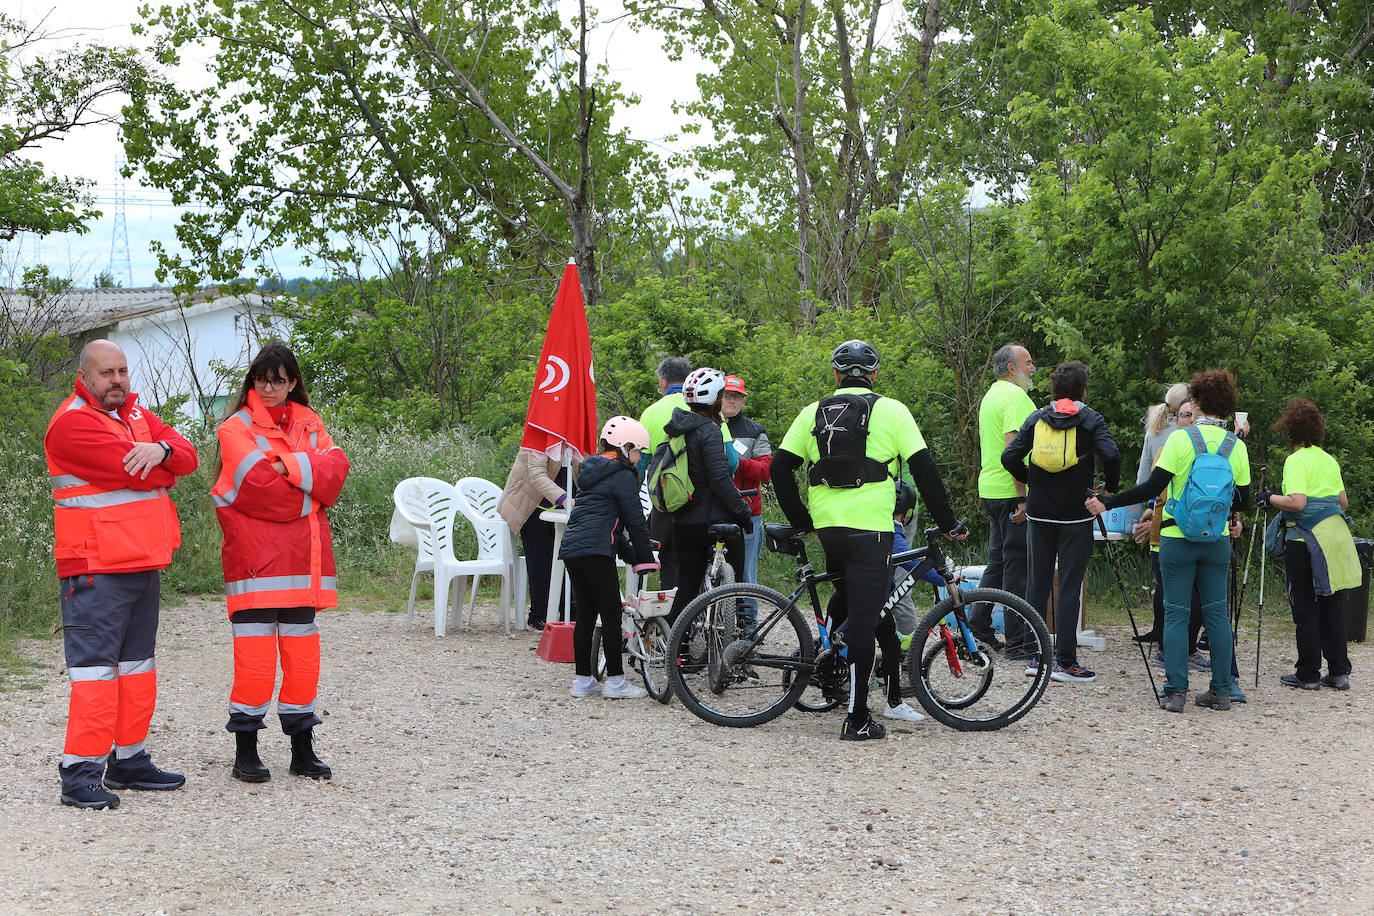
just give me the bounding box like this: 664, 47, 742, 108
518, 259, 597, 463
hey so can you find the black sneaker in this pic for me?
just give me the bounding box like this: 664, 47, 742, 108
1280, 673, 1321, 691
61, 784, 120, 809
1132, 631, 1161, 645
103, 753, 186, 791
840, 715, 887, 742
972, 629, 1005, 653
1320, 673, 1350, 690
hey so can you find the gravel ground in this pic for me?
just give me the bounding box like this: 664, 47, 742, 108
1, 595, 1372, 915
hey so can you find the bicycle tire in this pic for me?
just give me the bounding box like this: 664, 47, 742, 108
590, 623, 607, 680
667, 583, 813, 728
641, 615, 673, 704
908, 587, 1051, 731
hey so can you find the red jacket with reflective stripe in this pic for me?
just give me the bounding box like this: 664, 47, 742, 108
45, 381, 198, 577
211, 391, 350, 614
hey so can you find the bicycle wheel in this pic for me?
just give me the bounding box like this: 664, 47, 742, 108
640, 615, 672, 704
667, 584, 813, 727
590, 623, 607, 680
908, 588, 1051, 731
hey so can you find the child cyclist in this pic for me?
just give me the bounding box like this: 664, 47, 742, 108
560, 417, 660, 699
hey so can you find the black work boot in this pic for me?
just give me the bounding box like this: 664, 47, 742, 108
288, 728, 331, 780
231, 730, 271, 783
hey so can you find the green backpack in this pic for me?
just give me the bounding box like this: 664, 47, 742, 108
648, 434, 695, 513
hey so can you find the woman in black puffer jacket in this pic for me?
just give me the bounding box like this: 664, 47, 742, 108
663, 367, 753, 624
560, 417, 659, 699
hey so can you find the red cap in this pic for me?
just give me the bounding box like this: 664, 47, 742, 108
723, 375, 747, 395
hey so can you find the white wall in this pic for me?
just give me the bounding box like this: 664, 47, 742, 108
108, 296, 293, 421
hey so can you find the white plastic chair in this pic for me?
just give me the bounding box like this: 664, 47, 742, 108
454, 476, 524, 634
393, 477, 514, 636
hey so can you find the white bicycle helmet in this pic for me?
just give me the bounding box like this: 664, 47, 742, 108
683, 367, 727, 406
600, 415, 650, 454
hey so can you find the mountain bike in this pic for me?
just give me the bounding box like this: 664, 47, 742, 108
665, 520, 1053, 731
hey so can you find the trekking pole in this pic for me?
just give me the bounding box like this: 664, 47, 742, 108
1233, 465, 1265, 685
1091, 491, 1161, 705
1256, 501, 1268, 689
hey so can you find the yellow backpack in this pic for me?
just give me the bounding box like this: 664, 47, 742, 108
1029, 419, 1078, 473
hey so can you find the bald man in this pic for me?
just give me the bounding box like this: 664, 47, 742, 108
44, 340, 198, 809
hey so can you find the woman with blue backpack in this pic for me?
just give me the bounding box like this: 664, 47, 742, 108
1088, 369, 1251, 712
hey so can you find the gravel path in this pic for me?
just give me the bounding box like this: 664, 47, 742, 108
2, 596, 1371, 915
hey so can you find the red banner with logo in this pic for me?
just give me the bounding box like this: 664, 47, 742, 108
518, 260, 597, 461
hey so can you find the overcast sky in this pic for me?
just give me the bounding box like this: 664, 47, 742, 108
6, 0, 706, 287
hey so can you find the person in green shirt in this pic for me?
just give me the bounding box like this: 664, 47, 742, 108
1261, 398, 1353, 691
640, 357, 691, 588
773, 340, 965, 741
1089, 369, 1250, 712
972, 343, 1037, 647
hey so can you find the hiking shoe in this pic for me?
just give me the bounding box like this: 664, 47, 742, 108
1321, 673, 1350, 691
60, 784, 120, 809
1188, 651, 1212, 671
1194, 691, 1232, 711
840, 715, 887, 742
1023, 655, 1040, 677
570, 677, 602, 698
883, 702, 925, 723
1228, 685, 1248, 704
103, 753, 186, 791
1161, 692, 1186, 713
1152, 650, 1166, 669
1051, 662, 1096, 683
972, 629, 1005, 652
1132, 631, 1161, 645
601, 676, 647, 699
1280, 673, 1321, 691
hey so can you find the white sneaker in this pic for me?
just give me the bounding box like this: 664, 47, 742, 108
601, 676, 648, 699
570, 677, 602, 698
883, 702, 926, 723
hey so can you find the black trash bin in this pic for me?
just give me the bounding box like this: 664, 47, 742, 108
1342, 538, 1372, 643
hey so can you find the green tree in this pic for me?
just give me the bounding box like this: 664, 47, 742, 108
0, 13, 148, 241
126, 0, 660, 304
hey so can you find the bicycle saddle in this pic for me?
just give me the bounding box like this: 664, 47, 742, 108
708, 522, 740, 541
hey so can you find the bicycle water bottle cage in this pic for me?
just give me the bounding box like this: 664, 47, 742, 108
765, 523, 803, 555
708, 522, 740, 542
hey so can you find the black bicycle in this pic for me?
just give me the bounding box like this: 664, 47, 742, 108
665, 520, 1053, 731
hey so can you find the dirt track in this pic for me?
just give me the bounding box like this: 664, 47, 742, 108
2, 596, 1371, 915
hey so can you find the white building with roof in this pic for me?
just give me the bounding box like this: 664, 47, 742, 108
11, 286, 293, 421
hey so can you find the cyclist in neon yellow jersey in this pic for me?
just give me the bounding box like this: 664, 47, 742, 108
773, 340, 965, 741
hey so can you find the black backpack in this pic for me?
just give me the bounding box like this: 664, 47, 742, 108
807, 392, 892, 489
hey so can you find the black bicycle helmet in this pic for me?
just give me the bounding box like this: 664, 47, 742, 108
831, 339, 879, 377
894, 478, 917, 518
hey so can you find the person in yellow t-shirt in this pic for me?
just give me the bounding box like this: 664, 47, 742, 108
773, 340, 965, 741
1088, 369, 1250, 712
972, 344, 1036, 648
1262, 399, 1353, 691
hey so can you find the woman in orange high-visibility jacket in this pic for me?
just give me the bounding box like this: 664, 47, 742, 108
211, 343, 349, 783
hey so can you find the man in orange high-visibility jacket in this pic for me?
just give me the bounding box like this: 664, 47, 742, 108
44, 339, 198, 810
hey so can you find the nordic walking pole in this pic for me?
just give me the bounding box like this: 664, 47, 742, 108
1092, 493, 1161, 705
1256, 501, 1268, 689
1232, 465, 1265, 670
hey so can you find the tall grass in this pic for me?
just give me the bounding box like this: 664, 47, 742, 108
0, 418, 507, 639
